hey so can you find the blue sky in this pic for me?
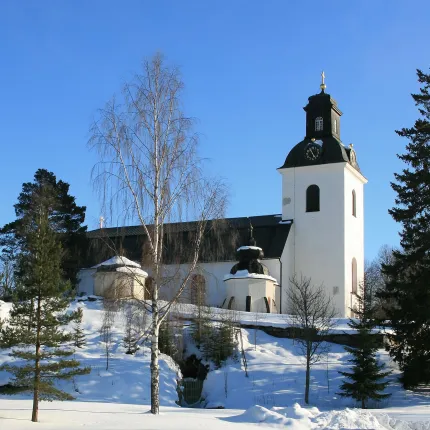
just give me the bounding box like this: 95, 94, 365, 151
0, 1, 428, 260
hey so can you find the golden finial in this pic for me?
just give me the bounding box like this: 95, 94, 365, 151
320, 71, 326, 92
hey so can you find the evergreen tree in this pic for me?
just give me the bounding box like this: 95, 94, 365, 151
0, 169, 87, 290
159, 317, 181, 362
191, 309, 237, 367
0, 195, 90, 422
123, 309, 139, 355
338, 285, 391, 408
72, 308, 86, 349
379, 69, 430, 388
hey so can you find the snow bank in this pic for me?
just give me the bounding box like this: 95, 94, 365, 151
230, 404, 430, 430
231, 403, 319, 428
314, 408, 386, 429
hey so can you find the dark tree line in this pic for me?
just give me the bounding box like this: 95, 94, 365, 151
380, 69, 430, 388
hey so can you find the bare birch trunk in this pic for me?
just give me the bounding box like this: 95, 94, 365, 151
150, 288, 160, 414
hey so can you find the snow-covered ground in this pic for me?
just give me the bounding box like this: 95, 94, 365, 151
171, 301, 388, 334
0, 300, 180, 407
1, 400, 429, 429
0, 299, 429, 429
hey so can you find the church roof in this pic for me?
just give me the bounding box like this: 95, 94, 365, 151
85, 214, 292, 265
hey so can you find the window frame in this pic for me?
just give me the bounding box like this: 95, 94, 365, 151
352, 189, 357, 217
306, 184, 320, 212
315, 117, 323, 131
351, 258, 358, 295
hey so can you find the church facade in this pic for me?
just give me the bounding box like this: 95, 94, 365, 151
78, 78, 366, 318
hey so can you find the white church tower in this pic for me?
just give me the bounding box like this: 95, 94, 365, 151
278, 74, 367, 317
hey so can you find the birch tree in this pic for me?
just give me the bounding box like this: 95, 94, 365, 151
287, 275, 336, 404
89, 53, 227, 414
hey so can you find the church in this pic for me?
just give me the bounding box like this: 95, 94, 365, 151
77, 75, 367, 318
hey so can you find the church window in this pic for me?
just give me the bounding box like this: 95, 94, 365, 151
333, 119, 337, 134
306, 184, 320, 212
315, 117, 323, 131
352, 258, 357, 295
352, 190, 357, 217
190, 274, 206, 305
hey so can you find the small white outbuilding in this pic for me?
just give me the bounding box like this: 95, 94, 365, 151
92, 256, 148, 300
223, 244, 279, 313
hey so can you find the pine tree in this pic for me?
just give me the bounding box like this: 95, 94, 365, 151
72, 308, 86, 349
0, 197, 90, 422
338, 285, 391, 408
379, 69, 430, 388
0, 169, 87, 291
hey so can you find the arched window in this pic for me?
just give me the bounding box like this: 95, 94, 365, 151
315, 117, 323, 131
145, 276, 154, 300
352, 190, 357, 217
306, 185, 320, 212
352, 258, 357, 295
190, 274, 206, 306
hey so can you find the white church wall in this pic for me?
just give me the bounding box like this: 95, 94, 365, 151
343, 164, 366, 316
157, 259, 280, 308
280, 223, 295, 313
280, 163, 351, 317
77, 268, 96, 295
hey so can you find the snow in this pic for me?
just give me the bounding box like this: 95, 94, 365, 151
236, 246, 263, 252
224, 270, 278, 283
1, 400, 429, 429
92, 256, 141, 268
1, 300, 429, 429
0, 300, 180, 407
116, 266, 148, 276
201, 327, 419, 411
170, 302, 385, 335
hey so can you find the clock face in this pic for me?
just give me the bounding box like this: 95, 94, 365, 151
305, 143, 322, 161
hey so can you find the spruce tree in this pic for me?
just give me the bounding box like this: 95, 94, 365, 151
123, 309, 139, 355
379, 69, 430, 388
0, 191, 90, 423
338, 285, 391, 408
72, 307, 86, 349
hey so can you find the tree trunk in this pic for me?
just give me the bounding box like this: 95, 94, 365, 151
362, 398, 365, 409
150, 291, 160, 415
32, 296, 42, 422
305, 346, 311, 404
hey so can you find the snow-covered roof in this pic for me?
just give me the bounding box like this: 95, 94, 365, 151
115, 266, 148, 277
236, 245, 263, 252
92, 256, 141, 269
224, 269, 277, 283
